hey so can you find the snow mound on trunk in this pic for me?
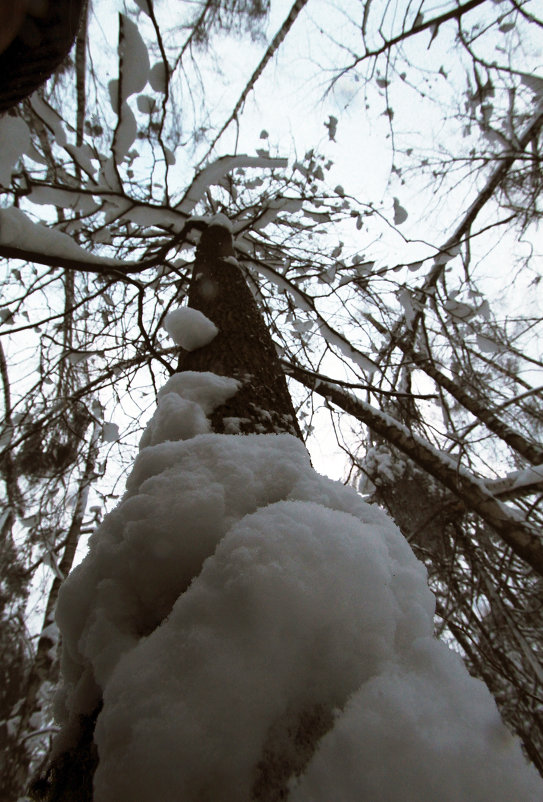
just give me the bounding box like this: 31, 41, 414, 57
163, 306, 218, 351
54, 372, 542, 802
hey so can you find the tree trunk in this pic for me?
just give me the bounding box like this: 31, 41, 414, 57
177, 222, 303, 439
32, 222, 303, 800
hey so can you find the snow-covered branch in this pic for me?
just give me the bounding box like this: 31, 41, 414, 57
486, 465, 543, 501
286, 361, 543, 576
399, 338, 543, 465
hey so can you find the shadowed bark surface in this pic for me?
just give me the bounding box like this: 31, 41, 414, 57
178, 223, 303, 440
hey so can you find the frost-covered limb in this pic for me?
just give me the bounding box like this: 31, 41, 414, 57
0, 207, 138, 275
176, 155, 289, 214
486, 465, 543, 501
286, 361, 543, 576
0, 205, 191, 276
279, 360, 437, 400
29, 95, 97, 183
0, 156, 294, 276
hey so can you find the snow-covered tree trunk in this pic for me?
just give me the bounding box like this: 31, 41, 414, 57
32, 220, 306, 800
34, 221, 543, 801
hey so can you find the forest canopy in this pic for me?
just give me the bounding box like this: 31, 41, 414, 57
0, 0, 542, 797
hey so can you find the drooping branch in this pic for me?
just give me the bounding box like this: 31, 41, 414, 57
421, 109, 543, 296
333, 0, 488, 83
407, 344, 543, 464
245, 251, 379, 374
380, 107, 543, 341
286, 361, 543, 577
367, 315, 543, 465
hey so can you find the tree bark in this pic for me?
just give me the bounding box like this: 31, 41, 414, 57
177, 222, 303, 439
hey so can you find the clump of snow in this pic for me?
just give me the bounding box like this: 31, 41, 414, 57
136, 94, 155, 114
156, 371, 240, 416
149, 61, 168, 93
512, 463, 543, 489
119, 16, 150, 101
113, 103, 137, 164
250, 197, 303, 231
108, 16, 150, 164
163, 307, 219, 350
208, 212, 233, 231
360, 444, 405, 492
222, 415, 252, 434
0, 207, 122, 266
176, 155, 288, 215
222, 255, 240, 267
101, 422, 119, 443
65, 143, 97, 177
53, 371, 542, 801
118, 205, 187, 232
139, 371, 240, 448
290, 637, 529, 802
30, 95, 67, 146
29, 185, 99, 215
